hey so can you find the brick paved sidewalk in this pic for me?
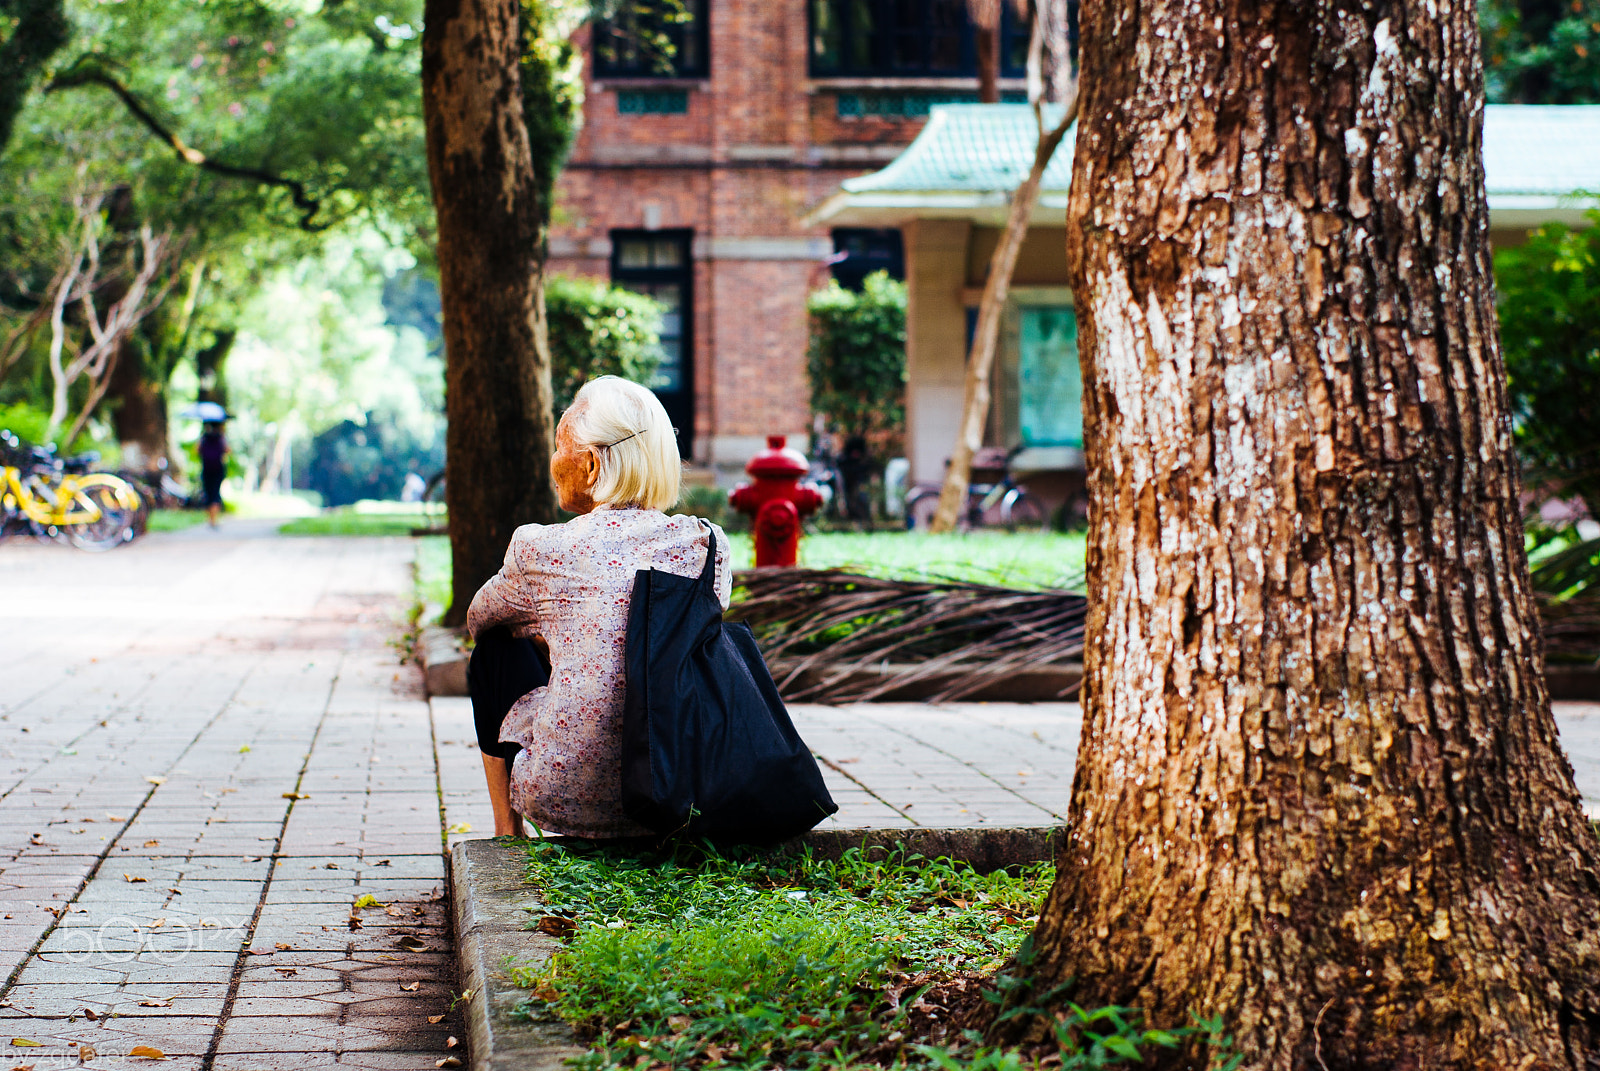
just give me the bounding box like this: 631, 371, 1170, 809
0, 524, 457, 1071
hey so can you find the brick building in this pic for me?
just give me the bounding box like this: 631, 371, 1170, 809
547, 0, 1032, 478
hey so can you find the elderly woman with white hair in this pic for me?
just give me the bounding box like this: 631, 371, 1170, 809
465, 376, 731, 838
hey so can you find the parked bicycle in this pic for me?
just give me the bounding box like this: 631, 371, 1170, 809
903, 445, 1051, 532
1, 431, 144, 550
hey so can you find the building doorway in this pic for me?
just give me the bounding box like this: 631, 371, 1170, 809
610, 230, 694, 458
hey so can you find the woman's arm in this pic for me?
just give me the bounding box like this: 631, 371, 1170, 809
466, 537, 541, 639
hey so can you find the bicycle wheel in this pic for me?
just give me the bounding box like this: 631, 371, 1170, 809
1001, 488, 1050, 532
905, 488, 971, 532
66, 480, 138, 550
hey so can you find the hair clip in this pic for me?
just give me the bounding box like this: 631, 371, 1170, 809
603, 430, 639, 448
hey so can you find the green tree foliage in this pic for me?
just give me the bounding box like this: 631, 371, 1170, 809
544, 274, 663, 413
1481, 0, 1600, 103
0, 0, 70, 153
1495, 211, 1600, 507
806, 270, 907, 442
521, 0, 586, 216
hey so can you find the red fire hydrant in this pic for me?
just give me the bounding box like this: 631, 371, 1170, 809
729, 435, 823, 567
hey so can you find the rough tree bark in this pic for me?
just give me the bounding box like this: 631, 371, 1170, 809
423, 0, 558, 625
1017, 1, 1600, 1066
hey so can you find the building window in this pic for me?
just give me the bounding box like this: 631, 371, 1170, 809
1017, 307, 1081, 447
831, 229, 903, 291
809, 0, 1029, 79
611, 231, 695, 456
593, 0, 708, 79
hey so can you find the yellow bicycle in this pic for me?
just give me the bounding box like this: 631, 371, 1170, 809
1, 434, 143, 551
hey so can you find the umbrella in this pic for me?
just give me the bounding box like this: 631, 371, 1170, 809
180, 401, 229, 421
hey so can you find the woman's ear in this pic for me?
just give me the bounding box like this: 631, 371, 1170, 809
582, 446, 601, 488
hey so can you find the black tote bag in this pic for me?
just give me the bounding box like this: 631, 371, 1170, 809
621, 523, 838, 842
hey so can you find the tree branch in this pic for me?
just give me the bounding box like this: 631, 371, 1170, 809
46, 61, 329, 231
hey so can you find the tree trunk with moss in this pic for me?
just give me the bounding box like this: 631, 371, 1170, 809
1016, 1, 1600, 1065
423, 0, 558, 625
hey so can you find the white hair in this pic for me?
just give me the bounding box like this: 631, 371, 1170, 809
564, 376, 681, 511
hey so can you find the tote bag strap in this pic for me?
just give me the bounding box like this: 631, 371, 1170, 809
697, 520, 719, 595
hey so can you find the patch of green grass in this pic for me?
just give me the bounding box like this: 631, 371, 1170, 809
788, 531, 1086, 590
279, 508, 444, 537
415, 535, 451, 625
146, 509, 207, 532
512, 841, 1230, 1070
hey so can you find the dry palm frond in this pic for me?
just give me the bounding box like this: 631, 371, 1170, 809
1541, 591, 1600, 663
730, 568, 1087, 703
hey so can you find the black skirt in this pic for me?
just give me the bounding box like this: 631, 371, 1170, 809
467, 626, 551, 762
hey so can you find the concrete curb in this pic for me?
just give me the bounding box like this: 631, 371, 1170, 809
450, 838, 585, 1071
449, 826, 1059, 1071
422, 626, 469, 698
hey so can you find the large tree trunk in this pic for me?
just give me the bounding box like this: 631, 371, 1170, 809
107, 339, 170, 474
423, 0, 558, 626
1020, 1, 1600, 1066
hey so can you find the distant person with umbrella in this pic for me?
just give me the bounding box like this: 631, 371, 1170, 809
181, 401, 230, 527
197, 415, 228, 528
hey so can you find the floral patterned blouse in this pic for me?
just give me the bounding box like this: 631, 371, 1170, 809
465, 506, 732, 837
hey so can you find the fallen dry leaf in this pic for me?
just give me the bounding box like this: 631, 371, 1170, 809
347, 916, 363, 931
323, 863, 339, 870
8, 1041, 39, 1049
275, 943, 293, 952
78, 1044, 97, 1061
397, 936, 427, 952
384, 907, 404, 918
282, 792, 309, 800
137, 1001, 170, 1009
400, 981, 421, 992
11, 1062, 35, 1070
82, 1008, 98, 1021
274, 967, 298, 976
373, 859, 391, 867
105, 814, 125, 821
427, 1015, 445, 1024
128, 1045, 165, 1059
445, 1037, 459, 1050
123, 874, 147, 884
435, 1059, 461, 1069
27, 835, 42, 846
535, 916, 575, 939
143, 840, 159, 848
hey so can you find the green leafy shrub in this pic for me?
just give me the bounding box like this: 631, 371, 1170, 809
1495, 210, 1600, 509
545, 274, 664, 413
807, 271, 907, 448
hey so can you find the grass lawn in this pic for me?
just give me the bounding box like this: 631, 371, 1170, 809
146, 509, 208, 533
414, 527, 1085, 624
280, 503, 445, 537
512, 840, 1234, 1070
